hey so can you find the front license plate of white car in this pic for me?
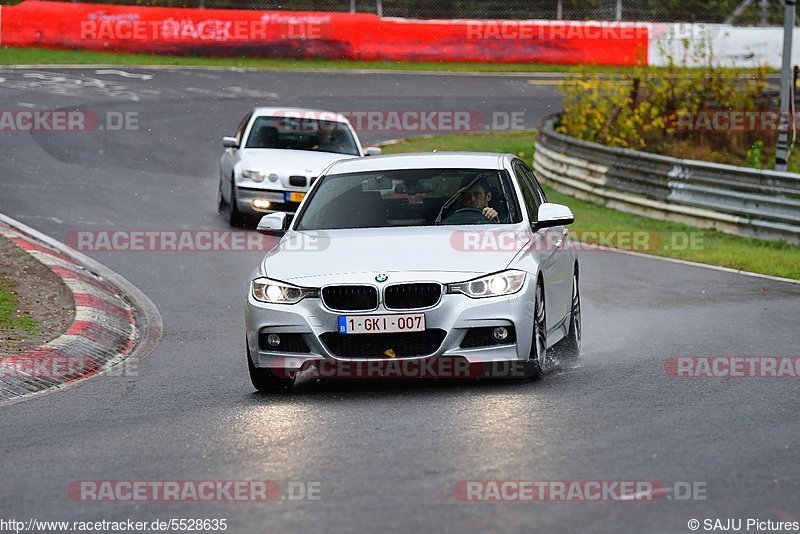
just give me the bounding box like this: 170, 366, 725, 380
338, 314, 426, 334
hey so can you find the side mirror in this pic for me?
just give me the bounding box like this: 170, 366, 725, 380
257, 213, 289, 237
364, 147, 382, 156
534, 203, 574, 229
222, 136, 239, 149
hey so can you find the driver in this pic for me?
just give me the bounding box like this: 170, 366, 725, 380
315, 128, 347, 153
454, 176, 499, 222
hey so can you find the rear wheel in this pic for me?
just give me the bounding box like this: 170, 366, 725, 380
247, 345, 295, 393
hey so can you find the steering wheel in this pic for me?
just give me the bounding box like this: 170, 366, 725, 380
443, 207, 491, 225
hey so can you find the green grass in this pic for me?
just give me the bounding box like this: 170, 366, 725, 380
0, 279, 37, 335
542, 188, 800, 280
381, 131, 800, 280
0, 46, 633, 72
382, 131, 536, 161
0, 46, 777, 75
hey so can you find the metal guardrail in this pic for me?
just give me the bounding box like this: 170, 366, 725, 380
533, 115, 800, 243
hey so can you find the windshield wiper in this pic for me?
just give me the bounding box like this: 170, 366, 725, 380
434, 174, 484, 225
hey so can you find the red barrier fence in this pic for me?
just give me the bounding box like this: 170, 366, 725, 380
0, 0, 649, 65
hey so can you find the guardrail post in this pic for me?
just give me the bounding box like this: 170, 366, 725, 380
775, 0, 796, 172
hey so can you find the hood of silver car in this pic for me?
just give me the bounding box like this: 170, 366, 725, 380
261, 226, 530, 284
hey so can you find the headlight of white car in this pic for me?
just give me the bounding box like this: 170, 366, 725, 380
242, 170, 265, 182
252, 277, 317, 304
447, 270, 526, 298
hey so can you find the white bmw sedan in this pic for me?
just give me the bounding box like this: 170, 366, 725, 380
218, 107, 380, 226
244, 152, 581, 391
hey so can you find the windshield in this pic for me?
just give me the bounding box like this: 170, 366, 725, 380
294, 168, 520, 230
245, 116, 360, 156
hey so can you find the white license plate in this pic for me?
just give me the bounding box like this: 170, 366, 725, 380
338, 314, 426, 334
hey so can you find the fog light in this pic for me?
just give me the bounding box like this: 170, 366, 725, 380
267, 334, 281, 347
492, 327, 509, 342
252, 199, 271, 210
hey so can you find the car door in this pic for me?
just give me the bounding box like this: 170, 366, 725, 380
511, 160, 557, 333
518, 160, 573, 329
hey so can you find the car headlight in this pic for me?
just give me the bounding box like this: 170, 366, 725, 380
251, 277, 317, 304
447, 270, 526, 298
242, 170, 265, 182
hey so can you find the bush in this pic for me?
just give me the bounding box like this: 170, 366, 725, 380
558, 32, 773, 166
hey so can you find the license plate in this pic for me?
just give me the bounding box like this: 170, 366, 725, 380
338, 314, 426, 334
285, 192, 306, 203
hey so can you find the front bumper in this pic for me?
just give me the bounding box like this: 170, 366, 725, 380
245, 277, 535, 372
236, 186, 303, 215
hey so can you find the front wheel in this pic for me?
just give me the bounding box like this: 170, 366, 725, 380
216, 177, 225, 214
247, 346, 295, 393
526, 279, 549, 379
223, 177, 244, 227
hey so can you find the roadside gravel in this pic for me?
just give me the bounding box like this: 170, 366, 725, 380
0, 234, 74, 355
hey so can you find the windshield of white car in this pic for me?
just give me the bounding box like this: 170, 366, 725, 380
245, 116, 360, 156
294, 169, 521, 230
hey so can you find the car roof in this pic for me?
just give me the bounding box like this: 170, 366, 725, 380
250, 107, 352, 125
325, 152, 510, 174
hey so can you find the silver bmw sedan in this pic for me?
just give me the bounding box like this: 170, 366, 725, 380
244, 152, 581, 391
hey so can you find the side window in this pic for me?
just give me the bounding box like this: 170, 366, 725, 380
513, 161, 540, 222
235, 112, 253, 144
519, 162, 547, 205
498, 172, 524, 224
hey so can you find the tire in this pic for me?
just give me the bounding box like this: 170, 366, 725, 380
226, 177, 244, 227
247, 345, 295, 393
526, 278, 548, 379
216, 177, 225, 214
555, 265, 581, 359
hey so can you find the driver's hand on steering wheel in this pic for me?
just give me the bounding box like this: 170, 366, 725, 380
483, 207, 499, 222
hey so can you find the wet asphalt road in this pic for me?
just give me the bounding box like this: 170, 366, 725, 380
0, 67, 799, 534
